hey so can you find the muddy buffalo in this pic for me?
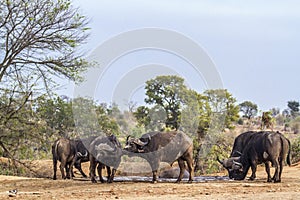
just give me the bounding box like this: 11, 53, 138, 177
124, 131, 194, 183
89, 134, 123, 183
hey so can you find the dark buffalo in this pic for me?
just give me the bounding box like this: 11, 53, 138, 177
72, 136, 98, 178
52, 138, 77, 180
217, 131, 257, 178
89, 134, 122, 183
226, 131, 291, 182
124, 131, 194, 183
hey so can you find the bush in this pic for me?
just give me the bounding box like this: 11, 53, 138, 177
290, 117, 300, 134
194, 130, 234, 175
291, 136, 300, 163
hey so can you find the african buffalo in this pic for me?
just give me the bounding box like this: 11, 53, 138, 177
124, 131, 194, 183
224, 131, 291, 182
52, 138, 77, 180
217, 131, 257, 178
89, 134, 122, 183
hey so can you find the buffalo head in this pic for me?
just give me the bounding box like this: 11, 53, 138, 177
217, 156, 243, 179
124, 135, 151, 153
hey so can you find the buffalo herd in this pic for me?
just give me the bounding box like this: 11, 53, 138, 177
52, 130, 291, 183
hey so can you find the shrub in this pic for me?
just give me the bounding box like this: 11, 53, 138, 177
291, 136, 300, 163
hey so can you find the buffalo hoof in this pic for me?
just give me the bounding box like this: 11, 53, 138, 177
274, 179, 281, 183
53, 177, 57, 180
188, 180, 193, 184
91, 179, 97, 183
267, 178, 272, 182
152, 180, 157, 184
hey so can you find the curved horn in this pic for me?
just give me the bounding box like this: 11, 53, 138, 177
233, 160, 243, 167
133, 138, 148, 147
126, 135, 131, 142
146, 134, 151, 141
217, 157, 224, 165
82, 150, 88, 157
233, 151, 242, 156
76, 150, 88, 157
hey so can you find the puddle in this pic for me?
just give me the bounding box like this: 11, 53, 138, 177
90, 176, 230, 183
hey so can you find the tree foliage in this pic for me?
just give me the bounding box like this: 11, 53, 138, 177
0, 0, 90, 165
239, 101, 258, 119
0, 0, 89, 84
287, 100, 300, 118
204, 89, 240, 130
145, 75, 187, 130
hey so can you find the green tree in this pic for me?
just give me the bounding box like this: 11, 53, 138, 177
35, 95, 74, 137
204, 89, 239, 130
0, 0, 89, 83
261, 111, 274, 130
239, 101, 258, 119
287, 101, 300, 118
144, 75, 188, 130
0, 0, 89, 163
72, 98, 121, 137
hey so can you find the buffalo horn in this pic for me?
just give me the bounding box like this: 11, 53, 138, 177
216, 157, 224, 165
126, 135, 132, 142
77, 150, 88, 157
234, 151, 242, 156
134, 139, 148, 146
233, 160, 243, 167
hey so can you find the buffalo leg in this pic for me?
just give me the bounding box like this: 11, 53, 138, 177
67, 156, 77, 179
187, 159, 194, 183
185, 148, 194, 183
149, 159, 160, 183
60, 162, 66, 179
278, 160, 283, 183
265, 162, 272, 182
53, 158, 57, 180
75, 161, 87, 178
106, 166, 111, 182
97, 163, 105, 183
249, 162, 257, 180
272, 159, 280, 183
176, 159, 185, 183
152, 170, 158, 183
108, 168, 116, 183
70, 163, 75, 178
89, 157, 97, 183
65, 164, 71, 179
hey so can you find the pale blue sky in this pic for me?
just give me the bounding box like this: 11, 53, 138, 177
62, 0, 300, 112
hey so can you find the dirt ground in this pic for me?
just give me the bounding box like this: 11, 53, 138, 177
0, 161, 299, 200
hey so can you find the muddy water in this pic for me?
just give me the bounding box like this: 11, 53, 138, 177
91, 176, 230, 183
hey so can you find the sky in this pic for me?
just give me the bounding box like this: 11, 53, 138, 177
61, 0, 300, 112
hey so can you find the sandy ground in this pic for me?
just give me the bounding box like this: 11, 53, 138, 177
0, 161, 299, 200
